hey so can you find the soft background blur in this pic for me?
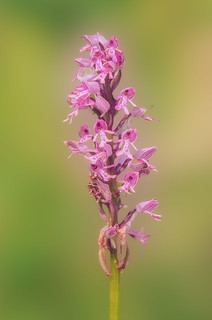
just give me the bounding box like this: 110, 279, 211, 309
1, 0, 212, 319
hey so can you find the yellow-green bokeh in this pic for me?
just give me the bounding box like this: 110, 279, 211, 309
1, 0, 212, 319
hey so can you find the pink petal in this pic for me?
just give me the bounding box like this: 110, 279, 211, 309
95, 95, 110, 116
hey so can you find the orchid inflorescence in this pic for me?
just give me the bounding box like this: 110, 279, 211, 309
64, 33, 161, 277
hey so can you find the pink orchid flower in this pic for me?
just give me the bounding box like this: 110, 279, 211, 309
116, 129, 137, 159
93, 120, 114, 147
115, 88, 136, 115
90, 160, 116, 182
117, 171, 139, 194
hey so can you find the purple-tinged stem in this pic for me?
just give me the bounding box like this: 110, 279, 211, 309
104, 82, 121, 320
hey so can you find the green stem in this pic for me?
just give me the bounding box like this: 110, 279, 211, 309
110, 253, 120, 320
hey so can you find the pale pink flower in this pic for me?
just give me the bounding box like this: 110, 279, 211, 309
94, 61, 117, 82
78, 125, 93, 143
116, 129, 137, 159
85, 151, 107, 164
93, 120, 114, 147
115, 88, 136, 115
130, 147, 157, 175
64, 84, 95, 124
119, 199, 160, 230
78, 74, 100, 94
131, 107, 157, 121
74, 58, 92, 80
91, 49, 106, 72
106, 37, 119, 49
117, 171, 139, 194
90, 160, 116, 182
127, 230, 150, 245
100, 222, 149, 252
136, 199, 161, 221
64, 140, 96, 159
80, 33, 107, 53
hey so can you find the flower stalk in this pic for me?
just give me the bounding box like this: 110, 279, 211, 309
110, 251, 120, 320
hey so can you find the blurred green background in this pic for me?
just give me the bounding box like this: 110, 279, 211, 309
1, 0, 212, 319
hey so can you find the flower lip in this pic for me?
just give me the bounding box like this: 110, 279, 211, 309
90, 159, 103, 170
122, 129, 137, 142
92, 49, 105, 59
79, 125, 91, 138
124, 171, 139, 186
94, 120, 108, 133
91, 164, 98, 170
121, 87, 135, 99
107, 37, 119, 48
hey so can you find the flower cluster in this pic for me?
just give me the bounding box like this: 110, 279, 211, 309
64, 33, 161, 276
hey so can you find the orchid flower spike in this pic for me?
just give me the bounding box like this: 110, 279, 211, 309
64, 32, 160, 277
